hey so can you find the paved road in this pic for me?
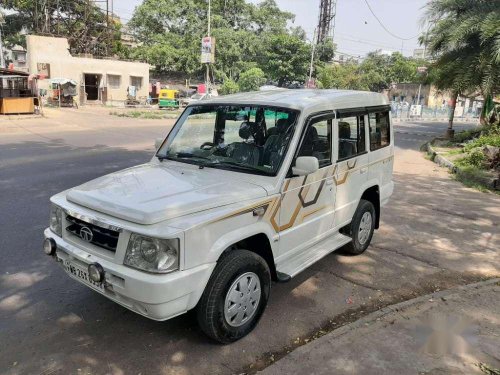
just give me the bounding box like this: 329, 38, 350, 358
0, 109, 498, 374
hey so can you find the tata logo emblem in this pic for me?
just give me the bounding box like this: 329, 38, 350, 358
79, 226, 93, 242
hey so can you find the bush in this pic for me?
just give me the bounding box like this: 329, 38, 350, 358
452, 127, 482, 143
219, 79, 240, 95
238, 68, 266, 92
463, 134, 500, 152
456, 147, 487, 168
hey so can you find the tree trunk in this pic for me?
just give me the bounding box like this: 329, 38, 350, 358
446, 91, 458, 139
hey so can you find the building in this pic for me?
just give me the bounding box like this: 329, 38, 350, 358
4, 45, 29, 72
413, 48, 428, 60
26, 35, 150, 106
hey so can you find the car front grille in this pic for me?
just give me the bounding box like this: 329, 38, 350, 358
65, 215, 119, 252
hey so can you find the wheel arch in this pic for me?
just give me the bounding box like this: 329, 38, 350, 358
360, 185, 380, 229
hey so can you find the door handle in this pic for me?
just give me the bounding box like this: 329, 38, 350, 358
360, 167, 368, 174
326, 178, 334, 186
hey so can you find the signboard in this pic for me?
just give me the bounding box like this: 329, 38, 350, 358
201, 37, 215, 64
417, 66, 428, 74
410, 105, 422, 117
37, 63, 50, 79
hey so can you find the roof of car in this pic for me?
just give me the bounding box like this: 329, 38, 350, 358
197, 89, 388, 112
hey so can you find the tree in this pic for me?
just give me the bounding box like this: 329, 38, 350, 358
317, 63, 369, 91
128, 0, 303, 80
238, 68, 266, 92
219, 79, 240, 95
423, 0, 500, 134
1, 0, 120, 55
260, 34, 311, 87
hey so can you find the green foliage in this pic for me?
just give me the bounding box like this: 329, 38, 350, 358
1, 0, 121, 56
452, 128, 483, 143
219, 79, 240, 95
423, 0, 500, 97
463, 135, 500, 152
260, 34, 311, 86
238, 68, 266, 92
317, 52, 423, 92
456, 147, 487, 168
128, 0, 304, 82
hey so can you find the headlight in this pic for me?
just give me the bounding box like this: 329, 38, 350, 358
50, 204, 63, 236
124, 234, 179, 273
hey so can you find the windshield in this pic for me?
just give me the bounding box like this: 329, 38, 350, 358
157, 105, 299, 176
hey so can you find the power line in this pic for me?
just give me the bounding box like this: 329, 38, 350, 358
362, 0, 419, 41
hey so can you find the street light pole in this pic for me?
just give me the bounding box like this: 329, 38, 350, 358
308, 28, 317, 87
0, 14, 5, 68
206, 0, 211, 92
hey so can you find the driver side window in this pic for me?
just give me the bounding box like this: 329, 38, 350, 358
298, 118, 332, 168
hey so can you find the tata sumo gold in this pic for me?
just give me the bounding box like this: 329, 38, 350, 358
44, 90, 394, 343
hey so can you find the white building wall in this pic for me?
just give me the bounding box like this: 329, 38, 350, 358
26, 35, 150, 105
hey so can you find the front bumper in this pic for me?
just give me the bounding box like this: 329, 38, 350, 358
44, 228, 215, 321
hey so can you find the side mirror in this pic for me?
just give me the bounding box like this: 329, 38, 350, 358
155, 138, 163, 150
292, 156, 319, 176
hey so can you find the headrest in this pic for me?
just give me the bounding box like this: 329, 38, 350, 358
239, 122, 253, 140
339, 121, 351, 139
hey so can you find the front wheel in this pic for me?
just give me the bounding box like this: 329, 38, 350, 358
343, 199, 376, 255
196, 250, 271, 344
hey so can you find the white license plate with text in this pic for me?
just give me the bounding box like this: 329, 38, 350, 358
63, 260, 104, 291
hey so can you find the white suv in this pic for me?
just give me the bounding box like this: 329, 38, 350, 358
44, 89, 394, 343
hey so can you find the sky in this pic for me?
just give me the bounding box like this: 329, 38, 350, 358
111, 0, 429, 57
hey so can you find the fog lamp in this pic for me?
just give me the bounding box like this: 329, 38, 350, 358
43, 238, 57, 256
88, 263, 105, 283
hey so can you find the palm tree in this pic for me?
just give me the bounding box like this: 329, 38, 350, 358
423, 0, 500, 136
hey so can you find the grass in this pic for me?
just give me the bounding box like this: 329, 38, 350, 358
429, 126, 500, 194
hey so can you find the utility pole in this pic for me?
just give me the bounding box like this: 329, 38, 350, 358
206, 0, 211, 92
0, 27, 4, 69
308, 28, 317, 87
316, 0, 337, 44
0, 12, 5, 68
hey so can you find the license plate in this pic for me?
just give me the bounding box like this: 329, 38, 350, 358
64, 259, 104, 291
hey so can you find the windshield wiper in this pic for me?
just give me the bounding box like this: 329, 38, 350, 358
158, 152, 211, 163
202, 160, 271, 175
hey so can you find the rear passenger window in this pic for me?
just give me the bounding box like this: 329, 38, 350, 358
369, 112, 390, 150
338, 115, 366, 160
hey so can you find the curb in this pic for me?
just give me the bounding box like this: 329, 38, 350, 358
311, 278, 499, 342
423, 140, 499, 190
258, 278, 500, 374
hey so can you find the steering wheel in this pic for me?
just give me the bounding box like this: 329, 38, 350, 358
200, 142, 215, 150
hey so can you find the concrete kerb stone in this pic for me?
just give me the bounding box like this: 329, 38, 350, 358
258, 278, 500, 374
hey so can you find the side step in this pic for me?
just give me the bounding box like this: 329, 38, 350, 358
276, 232, 352, 278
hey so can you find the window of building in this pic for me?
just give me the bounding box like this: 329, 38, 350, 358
297, 118, 332, 168
107, 74, 121, 89
130, 76, 143, 89
338, 115, 366, 160
368, 111, 390, 150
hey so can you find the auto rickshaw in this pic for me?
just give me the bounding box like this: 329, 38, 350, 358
158, 89, 179, 109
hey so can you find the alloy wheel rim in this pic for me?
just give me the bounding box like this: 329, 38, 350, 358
358, 211, 373, 245
224, 272, 261, 327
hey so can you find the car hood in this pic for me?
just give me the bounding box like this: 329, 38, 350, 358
66, 163, 268, 225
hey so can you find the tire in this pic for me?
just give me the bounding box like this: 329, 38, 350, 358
343, 199, 376, 255
196, 249, 271, 344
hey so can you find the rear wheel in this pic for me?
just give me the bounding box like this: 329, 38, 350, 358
343, 199, 376, 255
196, 250, 271, 344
